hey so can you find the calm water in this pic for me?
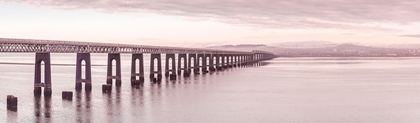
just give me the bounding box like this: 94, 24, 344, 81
1, 54, 420, 122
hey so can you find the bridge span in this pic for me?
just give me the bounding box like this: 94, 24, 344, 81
0, 38, 276, 97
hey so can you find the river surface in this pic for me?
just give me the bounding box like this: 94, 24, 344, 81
1, 54, 420, 123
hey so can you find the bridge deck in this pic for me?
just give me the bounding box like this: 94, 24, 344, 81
0, 38, 268, 54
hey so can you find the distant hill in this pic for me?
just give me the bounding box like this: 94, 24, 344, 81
207, 43, 420, 57
271, 41, 338, 48
207, 44, 276, 52
376, 44, 420, 49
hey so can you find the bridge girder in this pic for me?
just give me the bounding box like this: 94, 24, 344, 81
0, 38, 276, 57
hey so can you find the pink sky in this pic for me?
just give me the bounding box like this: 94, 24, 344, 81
0, 0, 419, 47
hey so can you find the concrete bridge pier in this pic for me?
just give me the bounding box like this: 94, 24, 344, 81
257, 54, 262, 65
223, 55, 229, 69
234, 55, 238, 67
250, 55, 255, 66
256, 54, 259, 62
256, 54, 261, 62
165, 54, 176, 80
188, 54, 198, 75
239, 55, 244, 67
177, 54, 189, 77
34, 53, 52, 97
247, 55, 252, 66
75, 53, 92, 91
227, 55, 231, 68
203, 54, 211, 73
234, 55, 239, 67
209, 54, 216, 72
244, 55, 250, 66
231, 55, 235, 67
229, 55, 234, 68
150, 54, 162, 82
131, 54, 144, 86
240, 55, 246, 67
216, 54, 224, 71
223, 55, 228, 68
197, 54, 205, 74
106, 53, 122, 87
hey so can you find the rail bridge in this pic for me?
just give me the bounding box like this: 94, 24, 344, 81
0, 38, 276, 97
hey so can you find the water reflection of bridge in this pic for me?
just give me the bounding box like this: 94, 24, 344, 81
27, 62, 269, 122
0, 38, 276, 97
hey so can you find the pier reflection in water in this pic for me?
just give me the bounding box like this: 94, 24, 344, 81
104, 87, 123, 123
75, 91, 91, 123
34, 97, 51, 122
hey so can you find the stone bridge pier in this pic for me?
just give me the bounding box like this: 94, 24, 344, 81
188, 54, 198, 75
106, 53, 122, 87
223, 55, 229, 69
197, 54, 204, 74
203, 54, 211, 73
177, 54, 188, 77
165, 54, 176, 80
150, 54, 162, 82
34, 53, 52, 97
229, 55, 234, 68
131, 54, 144, 86
233, 55, 239, 67
209, 54, 216, 72
215, 54, 223, 71
239, 55, 243, 67
75, 53, 92, 91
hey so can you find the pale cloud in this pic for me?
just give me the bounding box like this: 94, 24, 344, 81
2, 0, 420, 45
400, 34, 420, 38
6, 0, 420, 30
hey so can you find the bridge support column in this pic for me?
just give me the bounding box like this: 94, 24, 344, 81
106, 53, 122, 87
252, 54, 257, 65
226, 55, 230, 68
239, 55, 242, 67
131, 54, 144, 86
150, 54, 162, 82
165, 54, 176, 80
241, 55, 245, 67
34, 53, 52, 97
242, 55, 246, 66
256, 54, 260, 62
188, 54, 198, 75
240, 55, 244, 66
231, 55, 235, 67
197, 54, 205, 74
229, 55, 233, 68
75, 53, 92, 91
244, 55, 249, 66
238, 55, 242, 67
247, 55, 252, 66
203, 54, 211, 73
246, 55, 249, 66
223, 55, 229, 69
234, 55, 238, 67
177, 54, 189, 77
209, 54, 216, 72
216, 54, 224, 70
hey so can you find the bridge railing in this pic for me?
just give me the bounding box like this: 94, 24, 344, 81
0, 38, 258, 54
